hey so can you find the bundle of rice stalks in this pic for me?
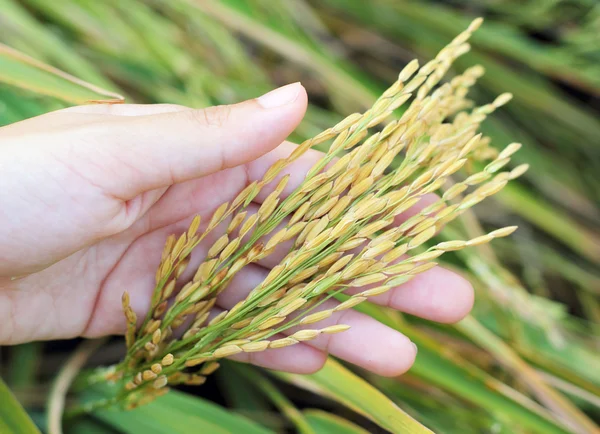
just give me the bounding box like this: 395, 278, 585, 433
87, 19, 526, 411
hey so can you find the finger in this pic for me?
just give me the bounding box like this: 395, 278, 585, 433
133, 166, 250, 237
286, 300, 417, 377
215, 265, 416, 377
81, 83, 307, 199
217, 249, 472, 324
0, 104, 183, 137
1, 104, 190, 135
178, 306, 327, 374
59, 103, 188, 116
346, 265, 474, 323
228, 338, 327, 374
208, 304, 326, 373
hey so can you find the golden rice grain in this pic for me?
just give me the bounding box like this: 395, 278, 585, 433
213, 345, 243, 358
241, 341, 270, 352
227, 211, 247, 234
358, 285, 393, 297
153, 376, 168, 389
142, 370, 157, 381
161, 354, 174, 366
320, 324, 352, 334
299, 310, 333, 325
269, 338, 299, 349
291, 330, 321, 341
279, 298, 308, 316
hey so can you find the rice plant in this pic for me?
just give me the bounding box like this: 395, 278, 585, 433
0, 1, 598, 433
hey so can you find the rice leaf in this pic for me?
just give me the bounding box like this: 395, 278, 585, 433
304, 409, 369, 434
86, 385, 273, 434
0, 43, 123, 104
0, 376, 41, 434
276, 359, 433, 434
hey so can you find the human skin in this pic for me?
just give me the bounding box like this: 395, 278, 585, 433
0, 83, 473, 376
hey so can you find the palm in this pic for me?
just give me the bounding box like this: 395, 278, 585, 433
11, 163, 248, 341
86, 162, 252, 337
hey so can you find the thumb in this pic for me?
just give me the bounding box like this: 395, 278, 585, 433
87, 83, 307, 199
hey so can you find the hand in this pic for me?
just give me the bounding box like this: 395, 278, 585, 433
0, 83, 473, 376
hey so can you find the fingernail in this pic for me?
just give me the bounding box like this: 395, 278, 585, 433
411, 342, 418, 355
257, 83, 301, 108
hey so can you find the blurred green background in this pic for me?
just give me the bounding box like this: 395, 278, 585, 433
0, 0, 599, 433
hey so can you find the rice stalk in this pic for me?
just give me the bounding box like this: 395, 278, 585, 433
100, 19, 526, 410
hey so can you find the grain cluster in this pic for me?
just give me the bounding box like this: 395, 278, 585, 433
111, 18, 526, 408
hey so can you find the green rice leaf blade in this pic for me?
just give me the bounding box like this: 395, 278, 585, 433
0, 43, 123, 104
355, 303, 572, 434
304, 409, 370, 434
87, 386, 273, 434
276, 359, 432, 434
0, 376, 41, 434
